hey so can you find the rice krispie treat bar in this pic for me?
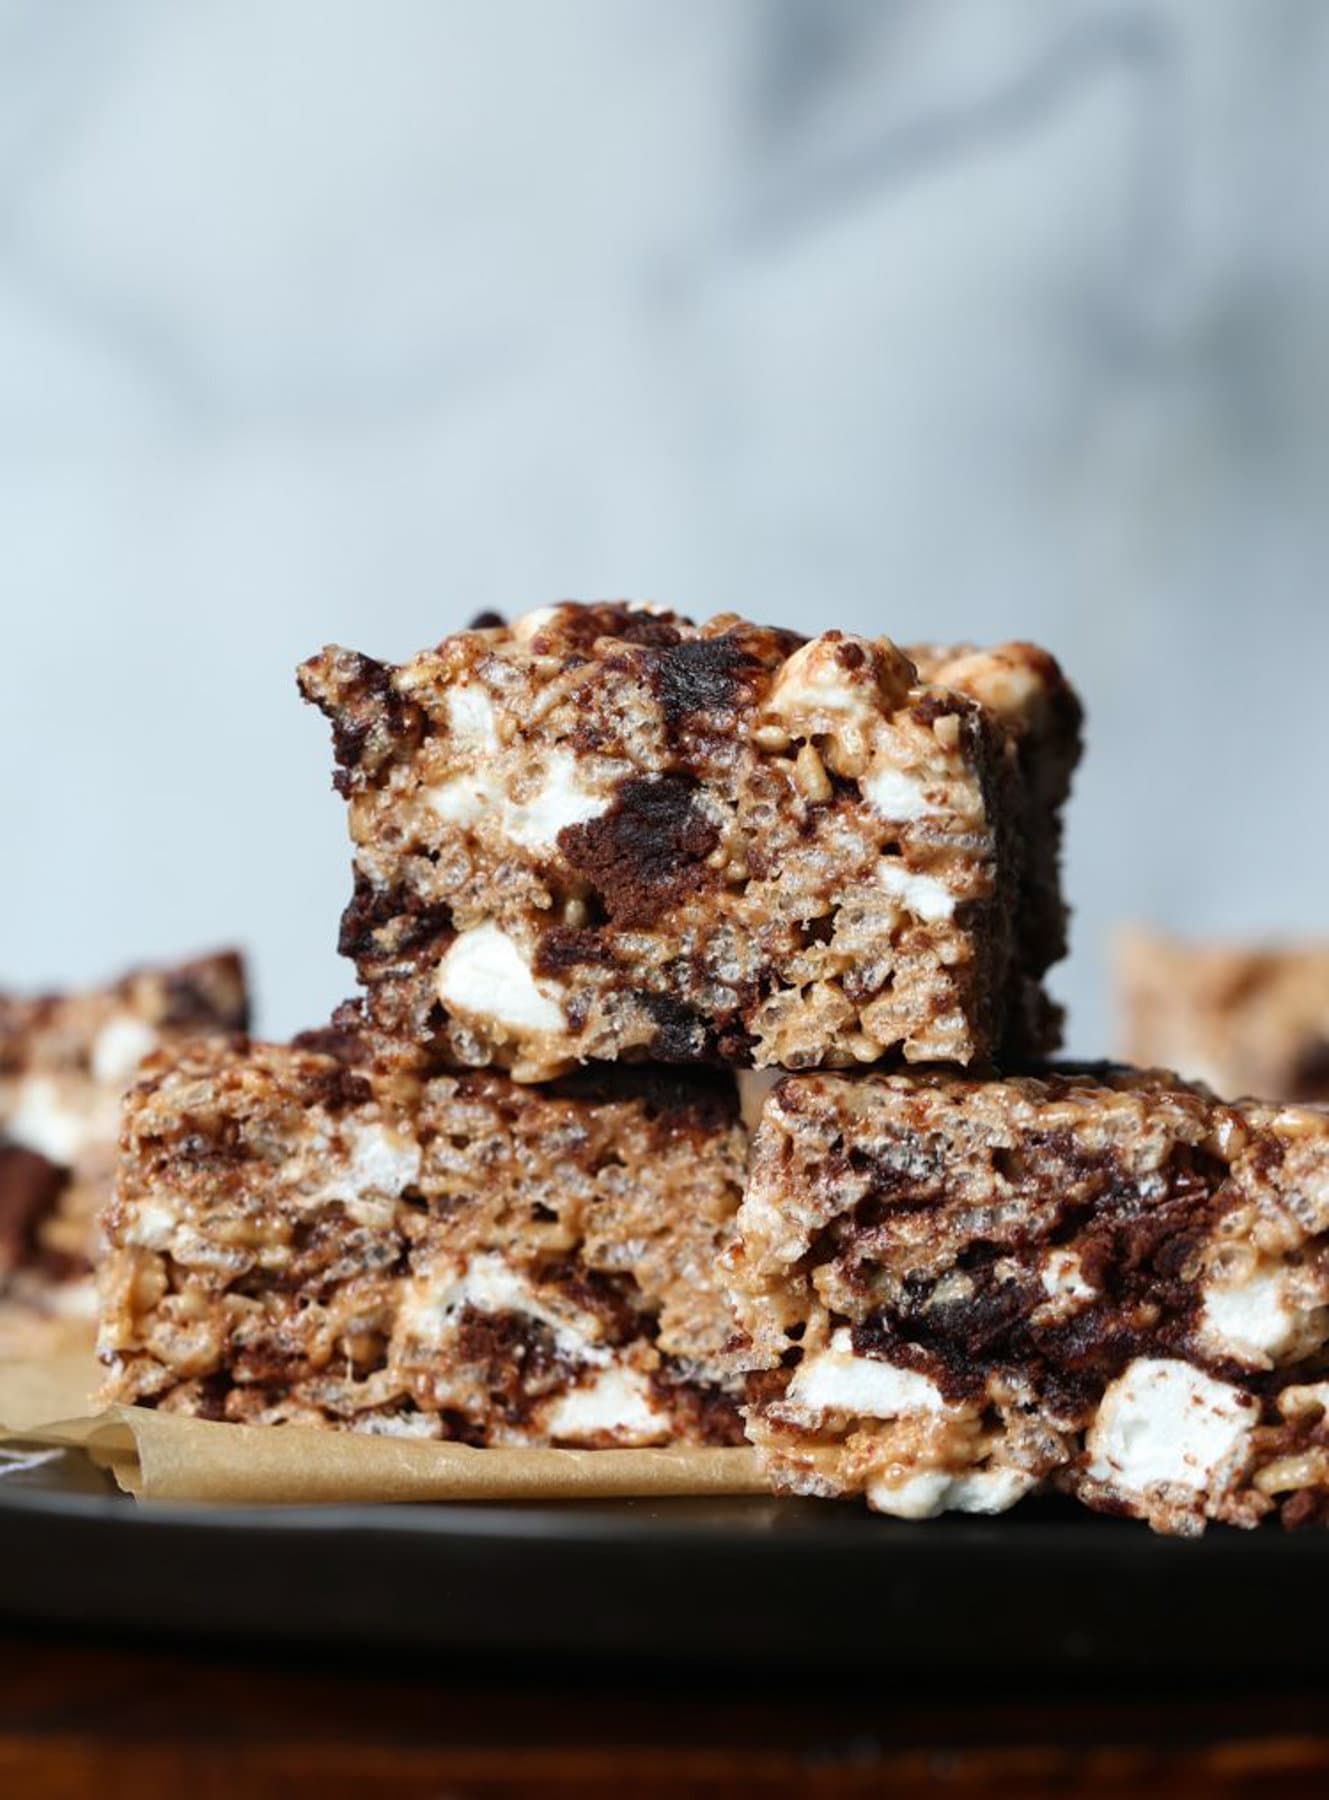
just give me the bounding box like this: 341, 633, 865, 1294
1119, 928, 1329, 1104
726, 1065, 1329, 1534
98, 1026, 748, 1444
300, 603, 1079, 1081
0, 951, 249, 1354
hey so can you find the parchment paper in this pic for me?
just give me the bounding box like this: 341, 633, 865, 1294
0, 1351, 97, 1431
0, 1357, 766, 1505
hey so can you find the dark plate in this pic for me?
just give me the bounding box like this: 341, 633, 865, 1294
0, 1443, 1325, 1673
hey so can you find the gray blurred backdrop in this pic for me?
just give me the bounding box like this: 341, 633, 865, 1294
2, 0, 1327, 1054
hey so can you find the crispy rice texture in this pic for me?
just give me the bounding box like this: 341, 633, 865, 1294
299, 604, 1079, 1080
911, 642, 1081, 1051
0, 952, 249, 1349
98, 1030, 749, 1446
727, 1065, 1329, 1534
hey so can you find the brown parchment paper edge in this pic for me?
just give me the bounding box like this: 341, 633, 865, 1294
0, 1357, 766, 1505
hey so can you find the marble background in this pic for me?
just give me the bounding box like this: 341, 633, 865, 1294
2, 0, 1327, 1054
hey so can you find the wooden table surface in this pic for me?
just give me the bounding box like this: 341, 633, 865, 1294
0, 1630, 1326, 1797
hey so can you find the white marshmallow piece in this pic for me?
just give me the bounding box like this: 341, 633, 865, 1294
426, 748, 609, 853
90, 1014, 160, 1086
544, 1366, 669, 1442
444, 683, 500, 750
1086, 1357, 1256, 1497
500, 751, 610, 853
861, 764, 945, 823
786, 1329, 950, 1419
437, 922, 566, 1034
877, 860, 956, 923
346, 1121, 422, 1197
425, 765, 503, 829
1201, 1265, 1306, 1367
1040, 1249, 1097, 1308
399, 1253, 606, 1364
765, 635, 881, 737
6, 1076, 97, 1166
867, 1464, 1036, 1520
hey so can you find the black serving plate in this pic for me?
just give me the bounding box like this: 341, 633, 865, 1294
1, 1444, 1326, 1673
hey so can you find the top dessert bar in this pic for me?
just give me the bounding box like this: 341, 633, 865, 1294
300, 604, 1080, 1080
0, 950, 249, 1353
727, 1063, 1329, 1535
1119, 928, 1329, 1104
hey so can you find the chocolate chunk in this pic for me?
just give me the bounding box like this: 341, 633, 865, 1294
454, 1308, 571, 1425
298, 649, 425, 792
291, 1002, 371, 1067
558, 774, 719, 928
337, 873, 396, 960
640, 992, 710, 1062
536, 1262, 644, 1346
842, 1129, 1230, 1408
651, 1362, 747, 1446
190, 1374, 233, 1423
526, 603, 685, 656
0, 1142, 69, 1273
466, 609, 506, 630
533, 928, 616, 975
307, 1065, 375, 1114
910, 691, 971, 730
338, 874, 452, 964
1291, 1037, 1329, 1102
159, 953, 250, 1033
1282, 1488, 1329, 1530
651, 636, 761, 727
618, 615, 684, 648
547, 1062, 739, 1131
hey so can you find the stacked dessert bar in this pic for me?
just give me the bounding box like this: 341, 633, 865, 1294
102, 1030, 750, 1443
295, 611, 1074, 1075
95, 603, 1329, 1532
0, 953, 248, 1353
1119, 928, 1329, 1104
727, 1067, 1329, 1533
99, 605, 1072, 1446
